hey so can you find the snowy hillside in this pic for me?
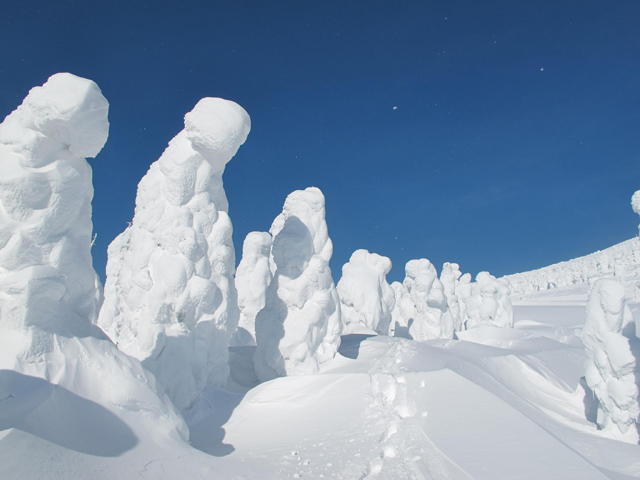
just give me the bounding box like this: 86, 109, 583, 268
1, 74, 639, 480
505, 237, 640, 298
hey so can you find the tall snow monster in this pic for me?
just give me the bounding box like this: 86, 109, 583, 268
581, 278, 640, 443
0, 73, 188, 445
98, 97, 250, 411
253, 187, 342, 382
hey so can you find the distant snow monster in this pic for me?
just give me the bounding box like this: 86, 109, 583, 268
580, 278, 640, 443
632, 190, 640, 236
231, 231, 273, 346
253, 187, 342, 382
337, 249, 395, 335
440, 262, 463, 331
0, 73, 188, 442
462, 272, 513, 329
393, 259, 453, 341
98, 97, 250, 411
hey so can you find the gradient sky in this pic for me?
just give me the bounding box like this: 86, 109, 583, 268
2, 1, 639, 284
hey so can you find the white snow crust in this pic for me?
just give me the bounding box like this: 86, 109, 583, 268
253, 187, 342, 382
337, 249, 395, 335
580, 278, 639, 443
230, 231, 272, 346
97, 97, 250, 411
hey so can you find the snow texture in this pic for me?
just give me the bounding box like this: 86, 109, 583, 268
0, 73, 188, 450
231, 231, 272, 346
337, 249, 395, 335
253, 187, 342, 382
580, 278, 640, 443
98, 97, 250, 411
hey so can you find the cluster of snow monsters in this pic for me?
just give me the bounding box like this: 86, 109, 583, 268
505, 237, 640, 297
0, 73, 515, 420
0, 73, 188, 442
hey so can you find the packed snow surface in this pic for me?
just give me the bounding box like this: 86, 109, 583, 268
1, 74, 639, 479
98, 97, 250, 411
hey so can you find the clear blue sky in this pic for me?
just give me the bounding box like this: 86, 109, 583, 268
2, 1, 639, 284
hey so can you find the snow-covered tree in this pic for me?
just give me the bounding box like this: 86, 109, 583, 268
337, 249, 395, 335
231, 231, 272, 346
98, 97, 250, 411
462, 272, 513, 329
390, 259, 453, 341
440, 262, 463, 332
580, 278, 639, 443
253, 187, 342, 382
0, 73, 187, 441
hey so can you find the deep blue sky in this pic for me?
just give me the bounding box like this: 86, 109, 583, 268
2, 1, 639, 284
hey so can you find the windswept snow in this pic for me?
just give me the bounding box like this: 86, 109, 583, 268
253, 187, 342, 382
98, 97, 250, 412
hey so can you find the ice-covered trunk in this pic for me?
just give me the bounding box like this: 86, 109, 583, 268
0, 73, 188, 445
231, 231, 272, 346
581, 278, 640, 444
337, 249, 395, 335
98, 98, 250, 411
253, 187, 342, 382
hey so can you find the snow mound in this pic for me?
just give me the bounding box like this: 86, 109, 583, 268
98, 97, 250, 411
253, 187, 342, 382
0, 73, 188, 458
580, 278, 640, 443
231, 231, 273, 346
337, 249, 395, 335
